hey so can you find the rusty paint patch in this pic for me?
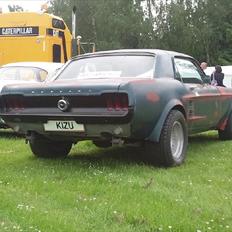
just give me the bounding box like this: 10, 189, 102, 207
182, 94, 195, 102
218, 118, 228, 130
183, 93, 220, 101
213, 111, 220, 118
217, 87, 232, 98
188, 115, 207, 121
130, 79, 155, 85
146, 92, 160, 102
181, 92, 232, 102
217, 87, 228, 94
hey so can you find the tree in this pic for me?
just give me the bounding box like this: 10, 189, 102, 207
49, 0, 155, 51
49, 0, 232, 64
151, 0, 232, 65
8, 5, 24, 12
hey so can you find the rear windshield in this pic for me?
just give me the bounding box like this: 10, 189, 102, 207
56, 55, 155, 80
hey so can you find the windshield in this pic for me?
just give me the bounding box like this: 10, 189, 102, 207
0, 67, 48, 82
56, 55, 155, 80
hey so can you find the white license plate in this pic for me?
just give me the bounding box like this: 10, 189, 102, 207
44, 120, 84, 132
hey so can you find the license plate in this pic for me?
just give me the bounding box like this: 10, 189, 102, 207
44, 120, 84, 132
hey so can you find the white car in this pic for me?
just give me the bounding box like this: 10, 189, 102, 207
205, 66, 232, 87
0, 62, 63, 91
0, 62, 63, 128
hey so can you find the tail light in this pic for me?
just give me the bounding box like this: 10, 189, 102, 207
104, 93, 129, 111
4, 96, 25, 112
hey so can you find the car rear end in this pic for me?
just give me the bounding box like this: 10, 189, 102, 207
0, 82, 134, 142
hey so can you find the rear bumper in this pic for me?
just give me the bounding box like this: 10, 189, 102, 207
7, 121, 132, 140
1, 108, 133, 124
1, 108, 133, 137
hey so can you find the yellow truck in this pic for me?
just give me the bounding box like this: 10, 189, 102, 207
0, 12, 72, 65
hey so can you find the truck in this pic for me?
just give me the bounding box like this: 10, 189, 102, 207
0, 11, 74, 65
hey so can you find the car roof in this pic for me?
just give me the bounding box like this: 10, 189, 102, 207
2, 62, 63, 73
74, 49, 192, 59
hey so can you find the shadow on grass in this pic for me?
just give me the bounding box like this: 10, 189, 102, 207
24, 132, 223, 168
189, 132, 219, 144
0, 129, 24, 139
67, 132, 221, 167
69, 145, 147, 166
27, 145, 149, 170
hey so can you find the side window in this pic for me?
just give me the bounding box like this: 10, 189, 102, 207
19, 68, 36, 81
39, 70, 48, 82
174, 58, 203, 84
52, 18, 65, 30
0, 68, 17, 80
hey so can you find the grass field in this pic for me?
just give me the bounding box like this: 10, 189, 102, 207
0, 130, 231, 232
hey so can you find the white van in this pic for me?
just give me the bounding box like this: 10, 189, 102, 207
205, 66, 232, 87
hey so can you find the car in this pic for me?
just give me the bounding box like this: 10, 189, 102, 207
205, 66, 232, 87
0, 62, 63, 89
0, 62, 63, 128
1, 49, 232, 167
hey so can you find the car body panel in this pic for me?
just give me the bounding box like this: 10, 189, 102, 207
1, 50, 232, 144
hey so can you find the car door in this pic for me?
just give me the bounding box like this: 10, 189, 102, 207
174, 57, 221, 133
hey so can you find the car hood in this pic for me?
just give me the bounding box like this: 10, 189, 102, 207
1, 78, 153, 96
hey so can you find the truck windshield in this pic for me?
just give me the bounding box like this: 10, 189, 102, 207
56, 55, 155, 80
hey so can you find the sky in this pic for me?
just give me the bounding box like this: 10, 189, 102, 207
0, 0, 47, 12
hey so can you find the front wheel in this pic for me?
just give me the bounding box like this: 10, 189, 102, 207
29, 133, 72, 158
145, 110, 188, 167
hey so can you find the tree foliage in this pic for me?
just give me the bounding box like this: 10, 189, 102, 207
8, 5, 24, 12
49, 0, 232, 65
49, 0, 154, 51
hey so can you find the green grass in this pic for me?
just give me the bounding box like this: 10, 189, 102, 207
0, 130, 232, 232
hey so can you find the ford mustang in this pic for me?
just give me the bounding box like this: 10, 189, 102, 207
1, 49, 232, 167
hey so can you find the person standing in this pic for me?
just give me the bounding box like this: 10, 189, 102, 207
211, 65, 225, 87
200, 62, 208, 71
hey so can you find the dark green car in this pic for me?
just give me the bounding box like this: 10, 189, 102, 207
1, 49, 232, 167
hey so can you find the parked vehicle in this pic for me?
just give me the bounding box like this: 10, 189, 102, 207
1, 49, 232, 167
0, 61, 63, 127
205, 66, 232, 87
0, 62, 63, 88
0, 10, 95, 65
0, 12, 72, 65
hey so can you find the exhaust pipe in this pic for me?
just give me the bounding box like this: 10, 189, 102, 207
72, 6, 77, 39
71, 6, 78, 57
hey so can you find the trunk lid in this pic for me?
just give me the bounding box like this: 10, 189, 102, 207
1, 77, 146, 96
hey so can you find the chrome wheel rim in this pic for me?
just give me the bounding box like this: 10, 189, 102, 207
170, 121, 184, 159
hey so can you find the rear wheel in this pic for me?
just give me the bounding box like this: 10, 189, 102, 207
218, 112, 232, 140
29, 133, 72, 158
145, 110, 188, 167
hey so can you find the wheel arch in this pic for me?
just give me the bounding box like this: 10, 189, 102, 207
218, 107, 232, 130
147, 99, 186, 142
218, 109, 232, 140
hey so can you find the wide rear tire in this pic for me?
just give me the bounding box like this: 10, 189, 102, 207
29, 133, 72, 158
145, 110, 188, 167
